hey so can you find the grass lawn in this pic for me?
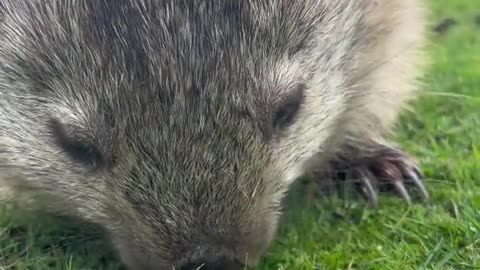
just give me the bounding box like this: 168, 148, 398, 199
1, 0, 479, 269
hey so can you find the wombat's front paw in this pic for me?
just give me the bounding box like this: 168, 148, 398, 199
323, 147, 430, 208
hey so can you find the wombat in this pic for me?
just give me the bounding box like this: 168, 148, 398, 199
0, 0, 429, 269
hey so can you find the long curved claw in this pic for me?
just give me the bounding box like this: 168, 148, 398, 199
392, 181, 412, 205
406, 169, 430, 201
317, 147, 429, 207
360, 173, 378, 208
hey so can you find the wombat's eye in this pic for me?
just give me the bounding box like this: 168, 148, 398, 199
49, 120, 104, 169
272, 83, 305, 131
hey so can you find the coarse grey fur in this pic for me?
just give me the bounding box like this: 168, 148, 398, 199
0, 0, 427, 269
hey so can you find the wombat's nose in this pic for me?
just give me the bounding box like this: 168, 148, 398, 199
179, 256, 245, 270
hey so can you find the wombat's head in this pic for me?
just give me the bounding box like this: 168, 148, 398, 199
0, 1, 364, 269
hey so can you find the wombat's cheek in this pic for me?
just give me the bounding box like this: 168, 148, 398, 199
240, 212, 281, 267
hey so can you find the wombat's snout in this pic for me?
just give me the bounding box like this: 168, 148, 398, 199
179, 256, 245, 270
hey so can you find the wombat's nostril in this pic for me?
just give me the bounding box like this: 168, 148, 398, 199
179, 256, 244, 270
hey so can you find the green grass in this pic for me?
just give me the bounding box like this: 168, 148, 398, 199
1, 0, 480, 269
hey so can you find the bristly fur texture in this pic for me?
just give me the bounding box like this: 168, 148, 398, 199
0, 0, 426, 269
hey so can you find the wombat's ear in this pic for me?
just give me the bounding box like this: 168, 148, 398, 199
272, 83, 305, 132
49, 119, 107, 171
